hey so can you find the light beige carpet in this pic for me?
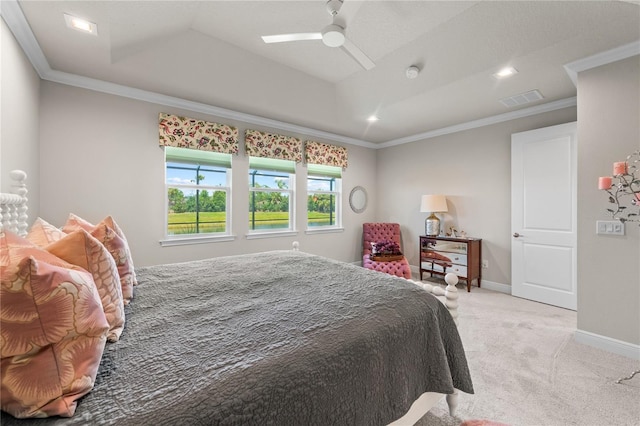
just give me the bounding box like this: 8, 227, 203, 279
413, 284, 639, 426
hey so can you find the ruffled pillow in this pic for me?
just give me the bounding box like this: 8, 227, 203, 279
0, 231, 109, 418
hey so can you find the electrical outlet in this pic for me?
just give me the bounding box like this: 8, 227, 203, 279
482, 260, 488, 269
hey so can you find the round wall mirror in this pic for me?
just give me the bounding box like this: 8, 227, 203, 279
349, 186, 368, 213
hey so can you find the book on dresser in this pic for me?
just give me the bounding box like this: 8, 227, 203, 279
419, 235, 482, 292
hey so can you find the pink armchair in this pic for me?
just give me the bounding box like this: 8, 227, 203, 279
362, 223, 412, 279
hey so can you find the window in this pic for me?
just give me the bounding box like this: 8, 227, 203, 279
165, 146, 231, 237
307, 164, 342, 229
249, 157, 295, 232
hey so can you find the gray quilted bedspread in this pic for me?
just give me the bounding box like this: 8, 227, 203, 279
1, 250, 473, 426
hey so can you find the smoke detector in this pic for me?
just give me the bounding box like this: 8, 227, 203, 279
406, 66, 420, 79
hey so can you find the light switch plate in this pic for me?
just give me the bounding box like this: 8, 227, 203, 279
596, 220, 625, 235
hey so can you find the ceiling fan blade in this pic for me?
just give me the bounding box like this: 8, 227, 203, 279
262, 33, 322, 44
341, 38, 375, 70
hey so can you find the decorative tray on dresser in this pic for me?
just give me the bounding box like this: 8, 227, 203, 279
419, 235, 482, 292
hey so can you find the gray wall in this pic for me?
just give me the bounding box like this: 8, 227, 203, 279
375, 108, 577, 287
0, 18, 40, 218
577, 55, 640, 345
37, 81, 377, 266
3, 16, 638, 348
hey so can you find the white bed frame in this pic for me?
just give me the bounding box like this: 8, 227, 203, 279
0, 170, 28, 236
0, 170, 461, 425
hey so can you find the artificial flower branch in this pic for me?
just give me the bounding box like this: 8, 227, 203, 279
598, 150, 640, 224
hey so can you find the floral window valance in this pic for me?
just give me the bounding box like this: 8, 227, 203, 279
159, 113, 238, 154
245, 129, 302, 162
305, 140, 348, 169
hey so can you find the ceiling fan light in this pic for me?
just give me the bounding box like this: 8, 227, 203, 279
322, 24, 345, 47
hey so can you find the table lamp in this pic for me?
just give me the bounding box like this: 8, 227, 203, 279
420, 195, 448, 236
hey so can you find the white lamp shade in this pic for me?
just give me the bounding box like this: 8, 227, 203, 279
420, 195, 448, 213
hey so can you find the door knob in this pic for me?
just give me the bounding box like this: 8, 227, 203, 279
513, 232, 521, 238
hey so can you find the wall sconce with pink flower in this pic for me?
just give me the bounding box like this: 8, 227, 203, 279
598, 150, 639, 224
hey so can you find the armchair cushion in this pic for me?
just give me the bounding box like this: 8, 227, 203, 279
363, 254, 412, 279
362, 223, 412, 279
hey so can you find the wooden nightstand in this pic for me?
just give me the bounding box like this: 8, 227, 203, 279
419, 236, 482, 292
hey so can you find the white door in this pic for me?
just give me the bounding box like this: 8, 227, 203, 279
511, 122, 577, 310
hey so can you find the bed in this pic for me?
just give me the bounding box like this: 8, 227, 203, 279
0, 170, 473, 425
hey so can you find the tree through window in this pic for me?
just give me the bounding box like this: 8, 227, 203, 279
248, 157, 295, 232
165, 147, 231, 237
307, 164, 342, 229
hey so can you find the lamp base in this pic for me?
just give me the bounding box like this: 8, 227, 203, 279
425, 213, 440, 237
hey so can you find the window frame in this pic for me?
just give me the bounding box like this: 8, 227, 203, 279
306, 164, 343, 232
161, 147, 233, 246
248, 157, 296, 235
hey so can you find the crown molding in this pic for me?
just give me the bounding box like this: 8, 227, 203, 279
378, 97, 578, 148
564, 40, 640, 86
1, 0, 633, 150
0, 0, 50, 78
47, 69, 377, 150
43, 69, 377, 149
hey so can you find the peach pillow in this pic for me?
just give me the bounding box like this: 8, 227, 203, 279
0, 231, 109, 418
26, 217, 66, 247
63, 214, 136, 304
45, 229, 125, 342
4, 228, 82, 272
63, 214, 137, 285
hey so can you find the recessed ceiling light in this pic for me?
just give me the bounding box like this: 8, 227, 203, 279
367, 115, 379, 123
64, 13, 98, 35
493, 66, 518, 79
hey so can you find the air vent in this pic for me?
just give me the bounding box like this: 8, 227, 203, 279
499, 90, 544, 108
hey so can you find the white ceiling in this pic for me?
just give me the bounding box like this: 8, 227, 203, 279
6, 0, 640, 144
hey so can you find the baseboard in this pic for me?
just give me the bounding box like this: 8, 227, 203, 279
574, 329, 640, 360
481, 280, 511, 294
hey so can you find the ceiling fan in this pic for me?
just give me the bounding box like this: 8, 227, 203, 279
261, 0, 375, 71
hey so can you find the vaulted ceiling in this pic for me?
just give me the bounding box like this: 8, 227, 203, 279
5, 0, 640, 145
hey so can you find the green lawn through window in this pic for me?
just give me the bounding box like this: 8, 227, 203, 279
168, 212, 333, 234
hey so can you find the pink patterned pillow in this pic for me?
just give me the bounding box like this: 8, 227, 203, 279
63, 214, 135, 303
27, 222, 125, 339
45, 229, 125, 342
0, 231, 109, 418
100, 216, 137, 286
26, 217, 66, 247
